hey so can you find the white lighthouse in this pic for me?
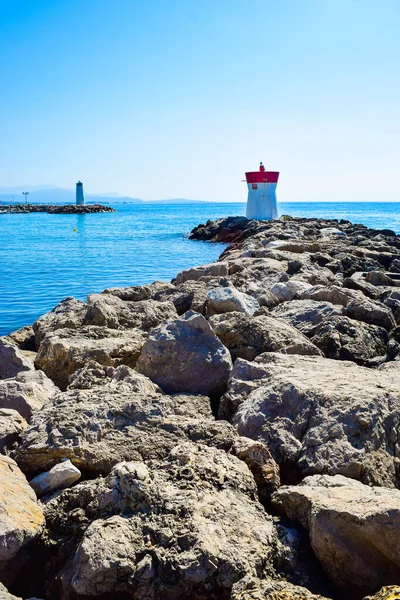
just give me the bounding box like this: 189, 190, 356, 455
245, 163, 279, 220
76, 181, 85, 206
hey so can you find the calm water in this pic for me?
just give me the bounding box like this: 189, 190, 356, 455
1, 201, 400, 335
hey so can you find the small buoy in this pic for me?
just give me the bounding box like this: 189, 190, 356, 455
73, 228, 77, 232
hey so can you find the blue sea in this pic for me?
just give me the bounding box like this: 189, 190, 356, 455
1, 201, 400, 336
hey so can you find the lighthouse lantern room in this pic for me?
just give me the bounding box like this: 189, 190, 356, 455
245, 163, 279, 220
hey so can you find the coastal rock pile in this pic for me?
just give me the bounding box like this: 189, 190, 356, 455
2, 214, 400, 599
2, 204, 115, 214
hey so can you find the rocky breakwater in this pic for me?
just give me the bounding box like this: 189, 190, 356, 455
2, 215, 400, 599
2, 203, 115, 214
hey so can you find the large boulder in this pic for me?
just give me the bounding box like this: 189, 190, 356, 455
84, 295, 177, 330
222, 353, 400, 487
273, 474, 400, 598
137, 311, 232, 397
0, 455, 44, 585
0, 370, 57, 421
0, 340, 34, 380
173, 261, 229, 285
271, 300, 345, 336
270, 280, 313, 302
14, 370, 237, 476
32, 297, 87, 346
310, 316, 389, 365
209, 313, 322, 362
206, 287, 260, 316
35, 326, 145, 390
43, 444, 280, 599
364, 587, 400, 600
154, 280, 210, 315
101, 280, 174, 302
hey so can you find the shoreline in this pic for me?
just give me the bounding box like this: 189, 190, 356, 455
1, 214, 400, 600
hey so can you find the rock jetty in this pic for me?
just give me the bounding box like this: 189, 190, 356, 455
2, 214, 400, 599
1, 203, 115, 214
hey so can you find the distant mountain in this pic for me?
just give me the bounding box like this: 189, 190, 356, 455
0, 185, 143, 205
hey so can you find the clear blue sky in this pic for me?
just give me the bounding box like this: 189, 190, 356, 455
0, 0, 399, 201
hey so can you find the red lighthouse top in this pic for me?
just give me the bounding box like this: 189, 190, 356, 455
245, 162, 279, 184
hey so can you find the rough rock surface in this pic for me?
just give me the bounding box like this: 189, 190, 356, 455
137, 311, 232, 396
84, 294, 177, 330
0, 340, 34, 380
32, 297, 87, 346
271, 300, 346, 335
364, 588, 400, 600
209, 312, 322, 362
35, 326, 145, 389
43, 445, 280, 599
223, 353, 400, 487
0, 409, 27, 453
0, 370, 57, 421
0, 455, 44, 585
14, 369, 237, 476
273, 474, 400, 597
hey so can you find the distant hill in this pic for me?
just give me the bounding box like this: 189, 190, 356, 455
0, 185, 143, 205
0, 185, 210, 205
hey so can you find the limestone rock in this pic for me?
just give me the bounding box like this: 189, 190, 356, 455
137, 311, 232, 397
0, 409, 27, 452
224, 353, 400, 486
272, 474, 400, 597
29, 459, 81, 497
206, 286, 260, 316
0, 455, 44, 582
4, 326, 35, 352
44, 444, 279, 599
32, 297, 86, 346
14, 378, 237, 476
270, 280, 313, 302
0, 583, 24, 599
231, 437, 280, 503
173, 261, 229, 285
0, 340, 34, 380
35, 326, 145, 390
102, 280, 174, 302
271, 300, 345, 336
347, 295, 396, 330
154, 279, 210, 315
85, 294, 177, 330
310, 316, 389, 365
230, 576, 332, 599
209, 313, 322, 362
0, 370, 57, 421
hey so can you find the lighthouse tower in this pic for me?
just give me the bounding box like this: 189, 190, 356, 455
76, 181, 85, 206
245, 163, 279, 220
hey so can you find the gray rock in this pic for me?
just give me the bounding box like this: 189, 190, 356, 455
206, 286, 260, 315
270, 280, 313, 302
310, 316, 389, 365
102, 280, 174, 301
271, 299, 345, 336
84, 294, 177, 330
272, 474, 400, 597
35, 326, 145, 390
154, 279, 210, 315
224, 353, 400, 487
209, 312, 323, 362
29, 459, 81, 497
33, 297, 87, 346
0, 409, 27, 452
137, 311, 232, 397
231, 437, 280, 503
14, 376, 237, 476
0, 340, 34, 380
44, 445, 280, 599
173, 261, 229, 285
0, 370, 57, 421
